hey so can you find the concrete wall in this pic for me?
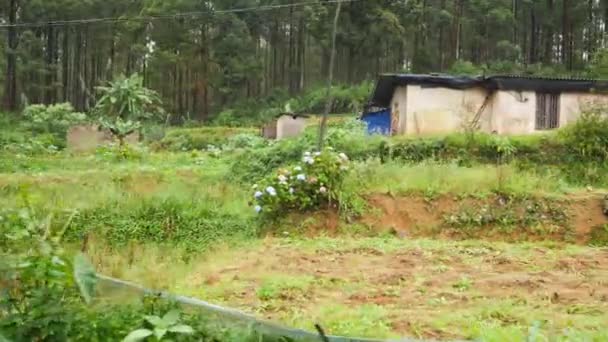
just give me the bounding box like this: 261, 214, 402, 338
560, 92, 608, 125
491, 90, 536, 134
390, 85, 608, 136
261, 121, 278, 139
276, 115, 307, 139
67, 125, 139, 152
391, 85, 492, 135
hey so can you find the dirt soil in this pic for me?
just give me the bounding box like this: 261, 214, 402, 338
296, 193, 608, 244
178, 238, 608, 339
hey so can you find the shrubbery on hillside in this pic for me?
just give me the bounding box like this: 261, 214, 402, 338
156, 127, 258, 151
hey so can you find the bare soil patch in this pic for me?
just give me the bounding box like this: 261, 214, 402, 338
174, 238, 608, 339
359, 193, 608, 244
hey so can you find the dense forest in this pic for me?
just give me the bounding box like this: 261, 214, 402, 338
1, 0, 608, 119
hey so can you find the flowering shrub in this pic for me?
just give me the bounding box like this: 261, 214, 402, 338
251, 149, 350, 217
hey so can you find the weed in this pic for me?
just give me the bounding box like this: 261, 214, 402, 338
256, 276, 313, 301
589, 224, 608, 247
452, 276, 473, 292
443, 196, 570, 238
310, 304, 392, 338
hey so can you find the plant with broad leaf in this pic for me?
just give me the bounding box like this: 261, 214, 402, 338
94, 74, 165, 146
23, 102, 88, 135
251, 149, 350, 218
0, 206, 97, 339
123, 310, 194, 342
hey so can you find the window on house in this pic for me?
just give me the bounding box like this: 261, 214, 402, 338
536, 93, 560, 130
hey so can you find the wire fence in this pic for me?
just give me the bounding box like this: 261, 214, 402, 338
97, 274, 461, 342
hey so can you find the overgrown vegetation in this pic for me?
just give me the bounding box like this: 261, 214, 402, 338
95, 74, 165, 146
252, 150, 354, 219
2, 97, 608, 340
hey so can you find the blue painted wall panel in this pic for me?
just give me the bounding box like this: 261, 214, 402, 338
362, 109, 391, 135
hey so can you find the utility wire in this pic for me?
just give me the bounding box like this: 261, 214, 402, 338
0, 0, 360, 29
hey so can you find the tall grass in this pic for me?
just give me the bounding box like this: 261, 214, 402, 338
350, 160, 576, 197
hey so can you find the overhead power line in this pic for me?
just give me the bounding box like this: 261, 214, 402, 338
0, 0, 360, 29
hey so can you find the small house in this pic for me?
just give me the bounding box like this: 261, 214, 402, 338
364, 74, 608, 135
261, 113, 309, 140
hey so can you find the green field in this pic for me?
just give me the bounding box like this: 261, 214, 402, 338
3, 114, 608, 341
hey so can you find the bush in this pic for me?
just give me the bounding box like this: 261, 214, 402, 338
65, 197, 255, 252
21, 103, 88, 149
23, 103, 88, 135
158, 127, 258, 151
589, 224, 608, 247
251, 150, 351, 219
225, 133, 267, 149
558, 107, 608, 164
288, 82, 373, 114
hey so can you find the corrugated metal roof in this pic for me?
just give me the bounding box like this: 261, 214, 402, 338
369, 74, 608, 108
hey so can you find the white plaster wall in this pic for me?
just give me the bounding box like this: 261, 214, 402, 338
492, 90, 536, 134
276, 115, 307, 139
388, 86, 608, 136
390, 86, 408, 134
390, 85, 491, 135
560, 92, 608, 125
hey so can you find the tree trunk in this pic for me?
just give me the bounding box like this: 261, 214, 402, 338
3, 0, 19, 111
529, 6, 537, 64
562, 0, 570, 66
62, 26, 70, 102
543, 0, 554, 64
45, 25, 56, 105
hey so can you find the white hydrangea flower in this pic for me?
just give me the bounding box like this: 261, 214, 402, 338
254, 191, 263, 198
296, 174, 306, 181
303, 156, 315, 165
266, 186, 277, 196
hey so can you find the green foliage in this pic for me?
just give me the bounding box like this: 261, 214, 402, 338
65, 197, 256, 252
95, 74, 164, 121
288, 82, 373, 115
0, 207, 97, 341
95, 143, 146, 162
95, 74, 165, 145
23, 103, 88, 136
443, 196, 569, 237
123, 310, 194, 342
449, 60, 482, 76
588, 48, 608, 78
211, 83, 371, 127
558, 107, 608, 163
158, 127, 258, 151
225, 133, 267, 150
589, 224, 608, 247
229, 119, 383, 183
252, 150, 351, 219
0, 205, 262, 341
12, 103, 88, 151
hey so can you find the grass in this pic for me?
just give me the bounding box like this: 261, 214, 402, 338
2, 131, 608, 341
350, 160, 581, 198
86, 236, 608, 340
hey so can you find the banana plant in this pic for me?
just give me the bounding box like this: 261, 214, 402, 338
94, 74, 164, 146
